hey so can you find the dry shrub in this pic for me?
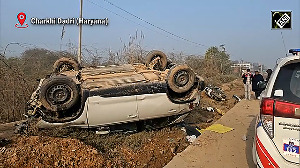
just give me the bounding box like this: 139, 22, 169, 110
0, 49, 76, 123
183, 46, 237, 86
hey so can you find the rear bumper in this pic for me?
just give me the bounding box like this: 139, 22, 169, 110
253, 116, 299, 168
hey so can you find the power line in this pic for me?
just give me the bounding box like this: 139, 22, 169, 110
280, 31, 288, 57
87, 0, 155, 32
100, 0, 208, 47
87, 0, 182, 43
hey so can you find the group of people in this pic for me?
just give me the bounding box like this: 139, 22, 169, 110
242, 69, 272, 100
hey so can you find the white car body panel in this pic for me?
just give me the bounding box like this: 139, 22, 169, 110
137, 93, 180, 120
273, 117, 300, 163
37, 93, 191, 128
87, 95, 139, 126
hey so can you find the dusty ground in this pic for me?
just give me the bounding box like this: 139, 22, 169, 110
0, 79, 245, 168
1, 127, 188, 168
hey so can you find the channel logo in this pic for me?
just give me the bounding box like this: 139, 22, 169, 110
272, 11, 292, 29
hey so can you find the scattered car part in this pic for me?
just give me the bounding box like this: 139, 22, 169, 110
232, 95, 241, 102
215, 108, 225, 116
204, 85, 226, 101
180, 123, 201, 142
184, 124, 201, 137
186, 135, 197, 142
206, 107, 215, 112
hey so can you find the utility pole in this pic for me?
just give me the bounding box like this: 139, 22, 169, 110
78, 0, 83, 64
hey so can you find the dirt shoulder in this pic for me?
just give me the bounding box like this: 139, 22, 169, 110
165, 100, 259, 168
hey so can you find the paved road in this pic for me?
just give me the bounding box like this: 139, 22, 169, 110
165, 100, 259, 168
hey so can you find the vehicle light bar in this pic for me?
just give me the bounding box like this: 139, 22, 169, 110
289, 49, 300, 55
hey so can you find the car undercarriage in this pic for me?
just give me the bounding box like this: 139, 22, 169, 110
26, 50, 204, 128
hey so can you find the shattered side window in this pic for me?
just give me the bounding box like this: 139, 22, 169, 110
272, 62, 300, 103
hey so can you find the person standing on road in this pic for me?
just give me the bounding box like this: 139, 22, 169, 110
252, 70, 264, 99
266, 69, 272, 83
242, 69, 253, 100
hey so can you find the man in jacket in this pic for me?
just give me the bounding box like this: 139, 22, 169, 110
242, 69, 253, 100
252, 70, 264, 99
266, 69, 272, 83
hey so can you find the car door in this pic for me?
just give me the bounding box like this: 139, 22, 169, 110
137, 93, 180, 120
86, 95, 138, 126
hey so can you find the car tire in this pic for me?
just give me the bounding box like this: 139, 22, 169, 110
167, 64, 195, 93
40, 76, 80, 112
145, 50, 168, 71
53, 57, 80, 73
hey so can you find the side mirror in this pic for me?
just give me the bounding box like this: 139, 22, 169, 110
258, 81, 266, 89
274, 89, 284, 97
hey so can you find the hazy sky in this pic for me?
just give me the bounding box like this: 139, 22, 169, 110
0, 0, 299, 68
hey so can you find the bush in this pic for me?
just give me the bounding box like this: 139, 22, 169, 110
0, 49, 76, 123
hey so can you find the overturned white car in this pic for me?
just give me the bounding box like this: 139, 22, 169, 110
26, 50, 204, 130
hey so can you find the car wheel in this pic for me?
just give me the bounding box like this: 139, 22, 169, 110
145, 50, 168, 71
167, 64, 195, 93
40, 76, 79, 112
53, 57, 80, 73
